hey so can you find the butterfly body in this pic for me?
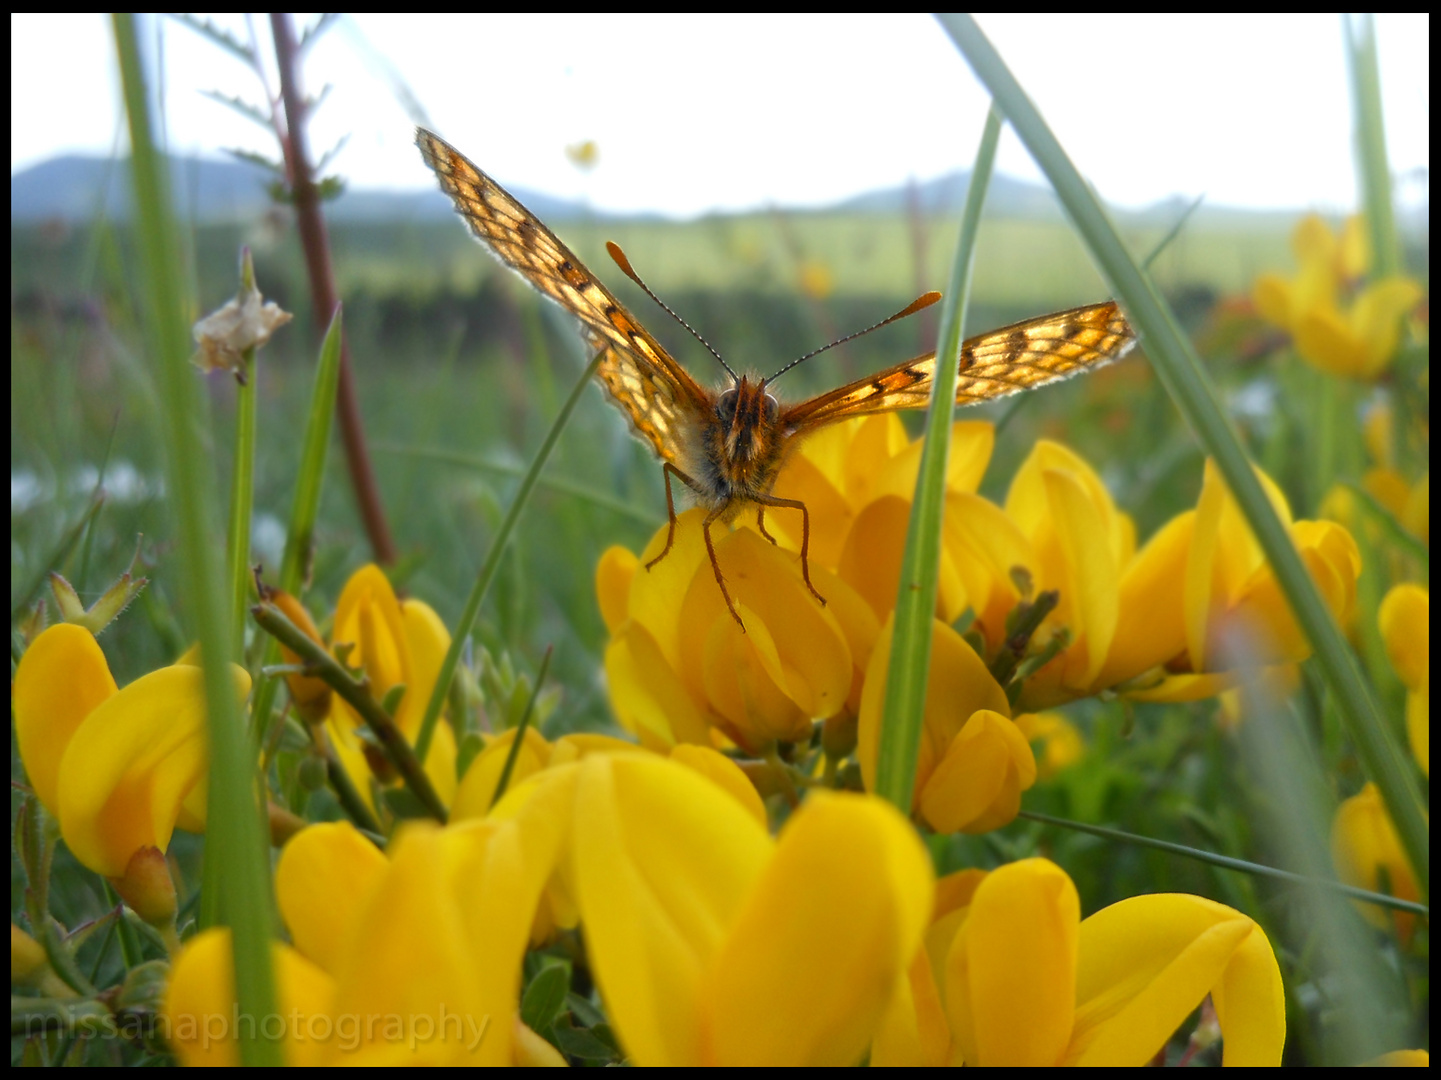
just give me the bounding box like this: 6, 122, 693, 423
416, 127, 1137, 628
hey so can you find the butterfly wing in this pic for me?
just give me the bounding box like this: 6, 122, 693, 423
416, 128, 709, 464
781, 301, 1135, 430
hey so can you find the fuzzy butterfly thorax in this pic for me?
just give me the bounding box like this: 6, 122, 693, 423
416, 127, 1137, 628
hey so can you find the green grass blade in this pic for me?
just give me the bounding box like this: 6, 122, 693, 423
247, 306, 345, 755
1343, 13, 1402, 278
937, 13, 1428, 895
874, 106, 1002, 811
226, 340, 257, 661
111, 14, 280, 1064
414, 352, 606, 763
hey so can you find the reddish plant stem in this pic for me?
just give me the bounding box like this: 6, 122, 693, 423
269, 11, 397, 564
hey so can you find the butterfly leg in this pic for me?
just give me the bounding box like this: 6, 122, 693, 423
645, 463, 697, 572
755, 506, 779, 546
751, 493, 826, 607
701, 502, 745, 630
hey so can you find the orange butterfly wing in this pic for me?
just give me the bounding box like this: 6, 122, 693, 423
416, 128, 709, 464
782, 301, 1134, 430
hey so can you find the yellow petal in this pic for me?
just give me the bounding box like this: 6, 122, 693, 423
1402, 473, 1428, 543
275, 822, 388, 975
941, 491, 1032, 654
394, 597, 451, 739
631, 508, 711, 670
1352, 277, 1423, 376
1041, 465, 1121, 690
1295, 305, 1368, 377
668, 743, 768, 829
1097, 511, 1193, 688
570, 755, 770, 1066
1406, 676, 1428, 776
1378, 584, 1429, 691
603, 621, 711, 750
871, 946, 951, 1066
1251, 273, 1295, 330
708, 792, 934, 1066
918, 709, 1036, 834
596, 545, 639, 633
839, 495, 968, 622
162, 927, 336, 1067
13, 623, 118, 818
1330, 783, 1421, 941
451, 727, 553, 821
947, 858, 1078, 1066
857, 617, 1009, 803
1067, 894, 1283, 1066
57, 662, 250, 877
331, 564, 408, 700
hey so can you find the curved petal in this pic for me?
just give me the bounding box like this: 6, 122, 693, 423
451, 728, 553, 822
1379, 584, 1429, 691
1097, 512, 1193, 688
918, 709, 1036, 834
596, 544, 638, 634
13, 623, 118, 818
57, 662, 250, 877
275, 821, 388, 975
570, 755, 771, 1066
668, 743, 768, 829
708, 792, 934, 1066
857, 617, 1009, 804
1068, 893, 1283, 1066
162, 927, 336, 1067
394, 598, 452, 739
604, 621, 711, 750
331, 564, 409, 702
947, 858, 1078, 1066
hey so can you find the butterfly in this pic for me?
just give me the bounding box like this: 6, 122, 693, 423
416, 128, 1136, 628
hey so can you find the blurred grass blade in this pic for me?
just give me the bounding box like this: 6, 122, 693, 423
491, 644, 554, 808
11, 494, 105, 627
937, 13, 1428, 894
1343, 13, 1401, 278
226, 332, 258, 658
874, 105, 1002, 811
111, 14, 280, 1065
248, 305, 344, 752
414, 352, 606, 763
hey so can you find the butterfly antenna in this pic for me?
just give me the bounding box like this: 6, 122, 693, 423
606, 241, 738, 380
766, 291, 942, 383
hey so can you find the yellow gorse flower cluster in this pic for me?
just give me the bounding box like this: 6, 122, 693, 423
1252, 213, 1422, 380
159, 751, 1286, 1066
599, 415, 1361, 831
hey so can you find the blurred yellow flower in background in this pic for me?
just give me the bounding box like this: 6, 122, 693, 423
1330, 783, 1422, 944
1253, 213, 1421, 379
1378, 583, 1428, 775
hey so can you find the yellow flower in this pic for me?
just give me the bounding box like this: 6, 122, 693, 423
1330, 783, 1421, 944
1002, 440, 1135, 705
13, 623, 250, 878
885, 858, 1285, 1065
767, 414, 999, 626
1252, 213, 1421, 379
165, 795, 569, 1065
1120, 459, 1360, 703
857, 616, 1035, 834
1379, 583, 1429, 775
497, 753, 933, 1066
1015, 711, 1086, 778
598, 509, 869, 751
161, 928, 334, 1067
322, 565, 458, 810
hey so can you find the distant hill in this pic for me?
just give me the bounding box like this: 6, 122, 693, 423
9, 153, 598, 225
835, 169, 1065, 219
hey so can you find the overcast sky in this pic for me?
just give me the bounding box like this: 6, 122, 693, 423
11, 13, 1430, 218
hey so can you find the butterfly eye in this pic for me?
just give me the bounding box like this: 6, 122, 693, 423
717, 389, 738, 421
762, 393, 780, 421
